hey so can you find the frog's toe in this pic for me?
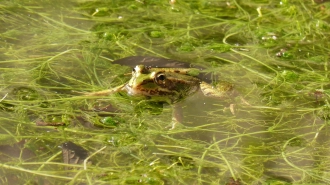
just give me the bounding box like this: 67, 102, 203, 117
166, 118, 185, 130
229, 103, 235, 115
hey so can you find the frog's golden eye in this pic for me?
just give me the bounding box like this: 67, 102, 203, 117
155, 73, 166, 84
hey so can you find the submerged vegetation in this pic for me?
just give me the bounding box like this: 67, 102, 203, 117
0, 0, 330, 184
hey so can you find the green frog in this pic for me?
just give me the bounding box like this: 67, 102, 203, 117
85, 57, 237, 128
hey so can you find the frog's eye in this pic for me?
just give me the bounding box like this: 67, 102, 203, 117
157, 74, 166, 81
155, 73, 166, 84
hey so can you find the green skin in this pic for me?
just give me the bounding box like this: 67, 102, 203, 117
85, 65, 235, 128
125, 65, 201, 103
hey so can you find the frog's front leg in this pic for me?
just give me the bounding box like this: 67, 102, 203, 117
84, 84, 126, 96
170, 103, 184, 129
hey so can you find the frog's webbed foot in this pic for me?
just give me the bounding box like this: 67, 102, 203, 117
83, 84, 126, 97
228, 96, 251, 115
169, 117, 186, 130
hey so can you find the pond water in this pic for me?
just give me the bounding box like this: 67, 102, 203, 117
0, 0, 329, 184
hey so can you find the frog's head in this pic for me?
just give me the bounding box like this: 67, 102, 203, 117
125, 65, 201, 102
126, 65, 155, 95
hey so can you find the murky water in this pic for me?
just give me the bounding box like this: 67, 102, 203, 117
0, 0, 329, 184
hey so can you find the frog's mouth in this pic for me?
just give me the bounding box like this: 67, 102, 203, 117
124, 84, 141, 96
124, 82, 175, 97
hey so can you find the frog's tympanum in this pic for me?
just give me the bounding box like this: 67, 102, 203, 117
86, 56, 236, 128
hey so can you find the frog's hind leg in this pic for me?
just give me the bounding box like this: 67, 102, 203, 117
200, 81, 235, 99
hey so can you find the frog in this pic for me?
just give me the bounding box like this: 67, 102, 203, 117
85, 56, 238, 128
